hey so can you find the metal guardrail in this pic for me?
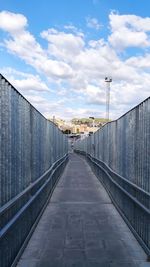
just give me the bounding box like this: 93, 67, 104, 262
0, 73, 68, 207
74, 97, 150, 259
0, 154, 68, 267
75, 97, 150, 192
89, 153, 150, 256
0, 74, 68, 267
75, 151, 150, 259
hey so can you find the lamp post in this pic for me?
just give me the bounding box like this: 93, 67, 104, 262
53, 115, 55, 124
105, 77, 112, 121
89, 116, 95, 128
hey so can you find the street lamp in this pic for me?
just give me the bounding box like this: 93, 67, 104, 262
89, 116, 95, 128
53, 115, 55, 124
105, 77, 112, 121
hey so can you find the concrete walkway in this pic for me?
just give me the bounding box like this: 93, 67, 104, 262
17, 154, 148, 267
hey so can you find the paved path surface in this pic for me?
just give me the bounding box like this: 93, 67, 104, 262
17, 153, 149, 267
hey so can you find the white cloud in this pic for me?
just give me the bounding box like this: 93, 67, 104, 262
125, 54, 150, 69
0, 11, 27, 33
109, 12, 150, 50
0, 11, 150, 120
12, 77, 49, 92
23, 94, 61, 117
86, 17, 102, 30
64, 25, 78, 31
64, 24, 83, 36
49, 106, 106, 120
24, 95, 92, 120
0, 67, 50, 93
85, 84, 106, 105
0, 11, 73, 79
41, 28, 84, 62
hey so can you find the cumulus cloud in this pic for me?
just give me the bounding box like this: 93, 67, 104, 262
12, 76, 49, 92
0, 10, 150, 119
0, 11, 73, 79
41, 28, 84, 62
86, 17, 102, 30
1, 67, 50, 93
24, 95, 97, 120
85, 84, 106, 105
0, 11, 27, 33
125, 54, 150, 69
109, 12, 150, 50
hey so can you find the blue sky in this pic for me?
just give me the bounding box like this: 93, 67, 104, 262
0, 0, 150, 119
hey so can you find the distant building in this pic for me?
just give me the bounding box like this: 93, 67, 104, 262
48, 117, 108, 135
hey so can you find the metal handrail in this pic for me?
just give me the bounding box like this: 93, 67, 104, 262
88, 154, 150, 198
79, 151, 150, 258
88, 154, 150, 214
0, 154, 68, 240
0, 154, 67, 217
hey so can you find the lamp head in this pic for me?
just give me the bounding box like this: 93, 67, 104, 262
105, 77, 112, 82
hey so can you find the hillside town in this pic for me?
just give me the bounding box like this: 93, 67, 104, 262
48, 117, 108, 135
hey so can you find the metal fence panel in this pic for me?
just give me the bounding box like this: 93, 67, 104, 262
75, 97, 150, 257
0, 74, 68, 267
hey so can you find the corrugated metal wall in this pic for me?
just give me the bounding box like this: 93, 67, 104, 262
75, 97, 150, 257
0, 74, 68, 267
75, 97, 150, 193
0, 74, 68, 207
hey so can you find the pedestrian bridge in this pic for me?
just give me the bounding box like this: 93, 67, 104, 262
0, 74, 150, 267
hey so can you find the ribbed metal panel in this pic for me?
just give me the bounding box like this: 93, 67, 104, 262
75, 97, 150, 257
0, 74, 68, 207
0, 74, 68, 267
